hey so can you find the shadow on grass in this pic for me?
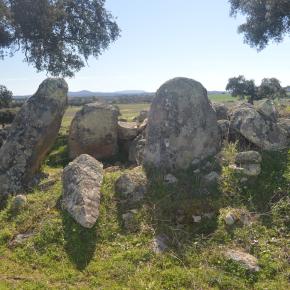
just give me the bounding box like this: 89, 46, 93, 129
61, 209, 98, 270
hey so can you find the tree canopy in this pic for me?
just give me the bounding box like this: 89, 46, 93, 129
0, 84, 12, 108
258, 78, 287, 99
226, 75, 258, 104
0, 0, 120, 77
229, 0, 290, 49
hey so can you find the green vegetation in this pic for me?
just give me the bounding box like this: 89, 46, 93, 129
0, 104, 289, 289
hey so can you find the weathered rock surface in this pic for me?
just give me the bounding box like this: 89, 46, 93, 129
278, 118, 290, 137
69, 102, 119, 160
62, 154, 104, 228
0, 126, 9, 148
115, 168, 147, 203
144, 77, 220, 171
152, 234, 169, 254
118, 121, 139, 141
224, 249, 260, 272
0, 78, 68, 196
230, 104, 287, 151
256, 99, 278, 122
128, 133, 146, 165
218, 120, 230, 140
235, 151, 262, 177
213, 102, 229, 120
122, 209, 139, 232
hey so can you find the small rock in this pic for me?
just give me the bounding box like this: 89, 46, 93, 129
235, 151, 262, 164
9, 232, 33, 248
192, 215, 202, 223
224, 213, 237, 225
115, 169, 147, 203
118, 121, 139, 141
225, 249, 260, 272
164, 174, 178, 184
218, 120, 230, 140
203, 212, 215, 219
12, 195, 27, 211
256, 99, 278, 122
193, 169, 201, 175
212, 102, 229, 120
152, 234, 169, 254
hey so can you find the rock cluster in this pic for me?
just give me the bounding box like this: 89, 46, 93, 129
0, 78, 68, 196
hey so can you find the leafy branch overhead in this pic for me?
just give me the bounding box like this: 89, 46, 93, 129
229, 0, 290, 49
0, 0, 120, 77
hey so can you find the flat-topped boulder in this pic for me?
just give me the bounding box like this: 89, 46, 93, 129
0, 78, 68, 196
144, 77, 220, 171
68, 102, 119, 160
62, 154, 104, 228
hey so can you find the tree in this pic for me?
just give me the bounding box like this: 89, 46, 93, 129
226, 75, 258, 104
229, 0, 290, 50
0, 0, 120, 77
0, 85, 12, 108
258, 78, 287, 99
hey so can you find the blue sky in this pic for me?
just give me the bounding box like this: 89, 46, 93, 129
1, 0, 290, 95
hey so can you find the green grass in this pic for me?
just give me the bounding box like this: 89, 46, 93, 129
208, 93, 234, 103
0, 102, 289, 289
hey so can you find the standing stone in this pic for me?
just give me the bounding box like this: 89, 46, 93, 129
62, 154, 103, 228
0, 78, 68, 196
144, 77, 220, 171
69, 102, 119, 160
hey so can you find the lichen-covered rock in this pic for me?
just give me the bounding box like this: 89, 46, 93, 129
256, 99, 278, 122
128, 134, 146, 165
69, 102, 119, 160
213, 102, 229, 120
278, 118, 290, 137
0, 78, 68, 197
144, 77, 220, 171
224, 249, 260, 272
0, 126, 9, 148
230, 104, 287, 151
235, 151, 262, 177
62, 154, 103, 228
115, 168, 147, 203
218, 120, 230, 140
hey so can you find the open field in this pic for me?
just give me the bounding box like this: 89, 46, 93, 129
0, 99, 289, 289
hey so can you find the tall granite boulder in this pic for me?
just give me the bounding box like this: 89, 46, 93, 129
68, 102, 119, 160
62, 154, 103, 228
0, 78, 68, 196
144, 77, 220, 171
230, 104, 287, 151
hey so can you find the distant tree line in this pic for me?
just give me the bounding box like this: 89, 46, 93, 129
226, 76, 288, 104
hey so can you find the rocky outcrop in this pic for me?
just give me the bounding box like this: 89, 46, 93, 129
256, 99, 278, 122
118, 121, 139, 141
278, 118, 290, 137
235, 151, 262, 176
62, 154, 104, 228
144, 77, 220, 171
69, 102, 119, 160
0, 78, 68, 196
213, 102, 229, 120
0, 126, 9, 148
230, 104, 287, 151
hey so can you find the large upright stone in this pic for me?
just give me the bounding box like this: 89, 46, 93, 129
62, 154, 103, 228
144, 77, 220, 171
0, 78, 68, 196
69, 102, 119, 160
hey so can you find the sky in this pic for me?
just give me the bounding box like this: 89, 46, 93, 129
0, 0, 290, 95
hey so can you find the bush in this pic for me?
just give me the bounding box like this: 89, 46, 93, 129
0, 108, 18, 127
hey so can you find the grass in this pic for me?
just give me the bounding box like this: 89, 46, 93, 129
0, 101, 289, 289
